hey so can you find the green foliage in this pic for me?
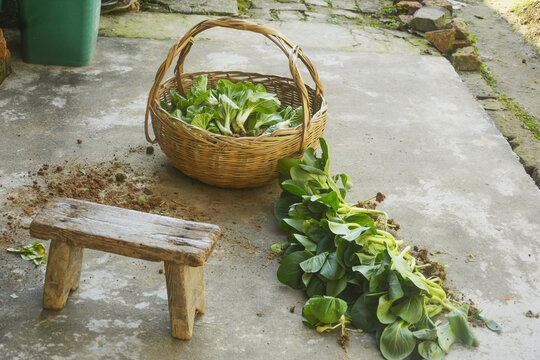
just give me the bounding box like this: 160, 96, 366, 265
418, 340, 446, 360
448, 305, 479, 347
327, 17, 341, 25
380, 4, 397, 16
273, 138, 482, 359
357, 5, 401, 30
479, 63, 495, 86
513, 0, 534, 14
237, 0, 253, 15
473, 310, 502, 333
357, 15, 395, 30
303, 295, 348, 326
277, 250, 312, 289
7, 241, 48, 266
270, 9, 279, 20
497, 92, 540, 140
162, 75, 302, 137
380, 320, 416, 360
479, 64, 540, 140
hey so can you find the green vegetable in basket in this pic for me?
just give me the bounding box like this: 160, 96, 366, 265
162, 75, 303, 137
186, 75, 208, 100
170, 90, 190, 112
191, 113, 213, 130
246, 112, 283, 134
215, 95, 239, 136
233, 92, 281, 133
264, 106, 304, 134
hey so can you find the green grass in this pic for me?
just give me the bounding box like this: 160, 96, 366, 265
479, 64, 495, 86
353, 4, 401, 30
357, 14, 400, 30
498, 94, 540, 140
270, 9, 279, 20
380, 4, 398, 16
512, 0, 534, 14
327, 17, 341, 24
237, 0, 253, 15
480, 64, 540, 140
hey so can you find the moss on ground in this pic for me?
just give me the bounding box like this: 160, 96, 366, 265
480, 64, 540, 140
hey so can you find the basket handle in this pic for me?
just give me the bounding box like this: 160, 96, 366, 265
145, 17, 324, 152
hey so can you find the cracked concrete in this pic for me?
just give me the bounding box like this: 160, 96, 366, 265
1, 8, 540, 360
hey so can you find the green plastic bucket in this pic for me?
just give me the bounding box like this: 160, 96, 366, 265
18, 0, 100, 66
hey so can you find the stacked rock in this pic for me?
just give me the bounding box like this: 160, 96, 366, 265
397, 0, 482, 70
0, 28, 11, 84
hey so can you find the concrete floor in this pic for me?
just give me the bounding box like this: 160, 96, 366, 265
1, 20, 540, 359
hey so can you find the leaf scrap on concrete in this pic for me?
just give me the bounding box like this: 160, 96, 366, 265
7, 241, 48, 266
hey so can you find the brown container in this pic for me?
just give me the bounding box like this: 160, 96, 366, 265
145, 18, 327, 188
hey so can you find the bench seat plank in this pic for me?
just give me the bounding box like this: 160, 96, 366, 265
30, 198, 220, 267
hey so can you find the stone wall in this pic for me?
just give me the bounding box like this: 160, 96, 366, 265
0, 28, 12, 85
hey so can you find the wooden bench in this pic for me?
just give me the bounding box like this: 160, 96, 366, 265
29, 197, 220, 340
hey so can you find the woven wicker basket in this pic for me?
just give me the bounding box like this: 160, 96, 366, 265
145, 18, 327, 188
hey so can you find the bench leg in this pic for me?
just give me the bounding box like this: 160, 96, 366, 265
164, 262, 205, 340
43, 240, 84, 310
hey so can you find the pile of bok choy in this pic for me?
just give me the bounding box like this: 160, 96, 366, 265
273, 138, 484, 360
161, 75, 303, 136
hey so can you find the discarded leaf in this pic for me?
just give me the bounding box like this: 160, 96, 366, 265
10, 293, 18, 299
271, 242, 288, 254
474, 312, 502, 333
79, 168, 87, 175
138, 195, 146, 202
485, 319, 502, 332
6, 241, 48, 266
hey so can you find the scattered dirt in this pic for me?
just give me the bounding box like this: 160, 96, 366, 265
289, 306, 295, 313
0, 158, 208, 248
487, 0, 540, 48
355, 194, 402, 232
387, 218, 401, 231
338, 331, 350, 354
355, 200, 378, 210
525, 310, 539, 318
115, 172, 127, 182
375, 192, 386, 203
146, 146, 155, 155
265, 249, 281, 260
410, 246, 447, 282
512, 1, 540, 46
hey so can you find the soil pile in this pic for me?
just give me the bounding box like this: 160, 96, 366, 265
512, 0, 540, 47
1, 160, 208, 247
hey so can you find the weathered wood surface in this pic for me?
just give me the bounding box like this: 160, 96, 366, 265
165, 262, 205, 340
30, 198, 220, 267
43, 240, 84, 310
